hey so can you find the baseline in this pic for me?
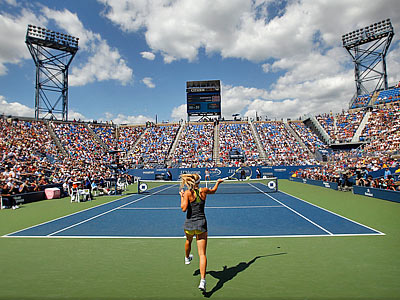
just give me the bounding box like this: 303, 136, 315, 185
118, 205, 283, 210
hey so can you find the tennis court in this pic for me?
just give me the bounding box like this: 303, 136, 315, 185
1, 180, 399, 300
4, 180, 383, 238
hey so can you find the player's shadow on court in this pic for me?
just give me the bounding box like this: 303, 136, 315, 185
193, 252, 287, 298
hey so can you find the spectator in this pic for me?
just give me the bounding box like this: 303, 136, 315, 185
219, 122, 261, 166
255, 121, 315, 166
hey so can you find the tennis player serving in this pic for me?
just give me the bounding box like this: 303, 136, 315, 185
180, 174, 223, 291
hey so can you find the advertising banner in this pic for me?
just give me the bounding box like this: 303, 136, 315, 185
289, 176, 338, 190
352, 185, 400, 203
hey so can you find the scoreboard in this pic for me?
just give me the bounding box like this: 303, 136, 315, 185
186, 80, 221, 117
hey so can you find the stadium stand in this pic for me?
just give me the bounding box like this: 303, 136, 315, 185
289, 121, 328, 153
316, 114, 336, 142
128, 124, 179, 169
172, 122, 215, 168
0, 118, 59, 197
375, 87, 400, 105
254, 121, 316, 165
359, 102, 400, 154
52, 122, 108, 164
118, 125, 146, 153
218, 122, 261, 166
334, 110, 366, 143
1, 92, 399, 206
351, 93, 372, 109
316, 110, 366, 143
293, 148, 399, 191
89, 123, 116, 150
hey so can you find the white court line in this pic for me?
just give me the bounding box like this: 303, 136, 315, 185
3, 192, 140, 237
118, 205, 283, 210
3, 232, 383, 239
3, 182, 385, 239
249, 183, 334, 235
46, 185, 175, 237
278, 190, 385, 235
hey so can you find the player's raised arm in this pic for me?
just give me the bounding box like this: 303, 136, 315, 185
205, 178, 224, 194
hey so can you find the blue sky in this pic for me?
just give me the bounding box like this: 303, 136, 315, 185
0, 0, 399, 124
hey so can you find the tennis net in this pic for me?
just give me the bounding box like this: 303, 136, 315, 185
137, 177, 278, 195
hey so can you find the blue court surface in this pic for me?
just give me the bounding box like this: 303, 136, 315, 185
4, 183, 384, 238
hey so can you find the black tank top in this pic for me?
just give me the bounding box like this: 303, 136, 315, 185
183, 189, 207, 232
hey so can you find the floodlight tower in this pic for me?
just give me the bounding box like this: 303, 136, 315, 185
26, 25, 79, 121
342, 19, 394, 107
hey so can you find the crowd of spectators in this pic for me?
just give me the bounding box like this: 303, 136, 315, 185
375, 87, 400, 105
316, 110, 366, 143
129, 124, 179, 168
89, 124, 116, 150
118, 126, 146, 152
219, 122, 261, 166
255, 121, 316, 165
0, 118, 60, 208
2, 99, 399, 207
0, 118, 124, 208
45, 122, 122, 196
289, 121, 328, 153
293, 149, 399, 191
172, 123, 214, 168
351, 93, 372, 109
53, 122, 109, 164
334, 110, 365, 143
359, 103, 400, 154
316, 113, 335, 141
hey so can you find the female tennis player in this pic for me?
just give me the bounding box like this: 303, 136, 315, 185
180, 174, 223, 291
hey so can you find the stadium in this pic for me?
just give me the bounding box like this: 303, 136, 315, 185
1, 1, 400, 300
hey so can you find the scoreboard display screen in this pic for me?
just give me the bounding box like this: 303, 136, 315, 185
186, 80, 221, 116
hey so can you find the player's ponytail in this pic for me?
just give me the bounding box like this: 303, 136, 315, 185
180, 173, 201, 190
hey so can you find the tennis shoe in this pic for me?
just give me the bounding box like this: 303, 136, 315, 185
185, 254, 193, 265
198, 279, 206, 291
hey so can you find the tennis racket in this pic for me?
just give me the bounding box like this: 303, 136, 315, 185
222, 166, 252, 181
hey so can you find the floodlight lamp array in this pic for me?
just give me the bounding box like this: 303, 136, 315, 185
342, 19, 393, 48
27, 24, 79, 49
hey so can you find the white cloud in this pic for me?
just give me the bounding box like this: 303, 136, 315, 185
1, 0, 17, 6
387, 44, 400, 86
41, 7, 94, 50
0, 6, 133, 86
99, 0, 400, 63
0, 9, 47, 75
170, 64, 354, 121
220, 49, 355, 120
221, 84, 261, 117
141, 77, 155, 88
99, 0, 400, 82
100, 0, 400, 121
162, 54, 176, 64
0, 95, 34, 117
41, 7, 133, 87
171, 104, 186, 121
98, 0, 158, 32
68, 110, 87, 121
261, 63, 272, 73
103, 112, 155, 124
0, 95, 89, 121
140, 51, 155, 60
69, 39, 133, 86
